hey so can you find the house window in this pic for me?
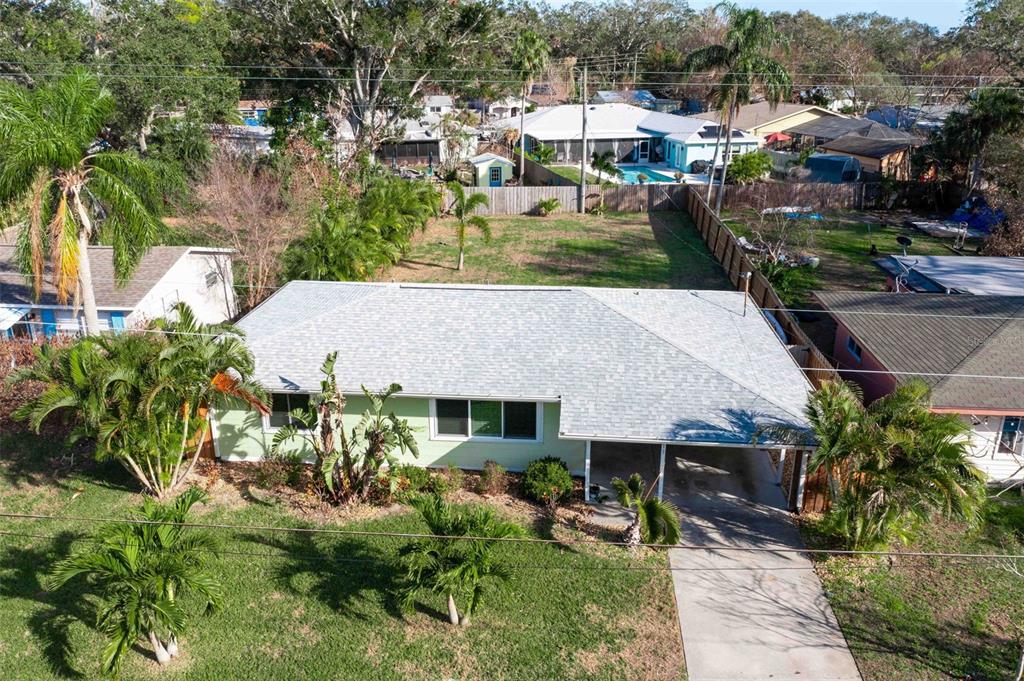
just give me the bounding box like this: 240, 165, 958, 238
267, 393, 311, 429
429, 106, 442, 113
431, 399, 541, 441
205, 271, 219, 289
846, 335, 863, 363
1000, 417, 1022, 454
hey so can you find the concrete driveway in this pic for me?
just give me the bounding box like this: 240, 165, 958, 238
665, 447, 862, 681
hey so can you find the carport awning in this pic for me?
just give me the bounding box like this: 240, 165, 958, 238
0, 306, 29, 332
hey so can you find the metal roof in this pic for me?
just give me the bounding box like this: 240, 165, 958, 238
237, 282, 812, 445
785, 117, 918, 142
875, 255, 1024, 296
816, 291, 1024, 412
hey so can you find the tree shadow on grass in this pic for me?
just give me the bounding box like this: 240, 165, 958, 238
0, 432, 137, 494
835, 600, 1020, 680
0, 531, 89, 679
238, 531, 412, 622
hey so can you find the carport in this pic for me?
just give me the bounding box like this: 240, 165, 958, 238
583, 439, 813, 523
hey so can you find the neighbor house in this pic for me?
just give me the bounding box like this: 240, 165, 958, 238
467, 152, 514, 187
874, 255, 1024, 295
663, 125, 760, 173
818, 134, 916, 180
689, 102, 844, 145
518, 103, 756, 166
590, 89, 658, 109
237, 99, 273, 127
377, 114, 478, 166
211, 282, 814, 505
816, 291, 1024, 482
784, 117, 919, 147
1, 246, 236, 338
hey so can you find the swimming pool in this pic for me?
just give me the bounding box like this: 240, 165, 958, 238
615, 165, 676, 184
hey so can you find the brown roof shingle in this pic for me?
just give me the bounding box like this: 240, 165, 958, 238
815, 291, 1024, 412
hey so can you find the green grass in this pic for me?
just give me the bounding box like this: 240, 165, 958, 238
807, 507, 1024, 681
722, 210, 973, 294
387, 212, 731, 290
547, 166, 602, 184
0, 432, 685, 680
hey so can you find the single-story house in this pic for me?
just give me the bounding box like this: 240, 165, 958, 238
590, 89, 658, 109
468, 153, 514, 187
377, 114, 478, 165
237, 99, 272, 127
423, 95, 455, 116
663, 125, 760, 173
866, 104, 966, 135
784, 117, 918, 146
212, 281, 814, 503
209, 124, 273, 155
689, 102, 844, 146
518, 103, 753, 166
874, 255, 1024, 295
815, 291, 1024, 482
818, 134, 916, 180
1, 245, 236, 338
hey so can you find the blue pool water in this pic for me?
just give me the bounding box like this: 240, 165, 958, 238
616, 165, 676, 184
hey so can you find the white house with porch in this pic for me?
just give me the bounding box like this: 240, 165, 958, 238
209, 281, 816, 509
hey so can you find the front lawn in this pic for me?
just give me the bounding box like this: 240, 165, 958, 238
807, 505, 1024, 681
722, 210, 976, 294
0, 433, 685, 681
384, 212, 731, 290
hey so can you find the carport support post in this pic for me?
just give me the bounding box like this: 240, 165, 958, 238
584, 440, 592, 503
657, 444, 666, 500
795, 450, 808, 512
776, 448, 788, 485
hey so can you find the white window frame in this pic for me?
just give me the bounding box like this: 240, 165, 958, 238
428, 398, 544, 444
262, 392, 312, 433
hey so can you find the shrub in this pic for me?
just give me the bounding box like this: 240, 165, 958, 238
759, 260, 818, 306
536, 197, 560, 216
394, 464, 432, 493
728, 150, 772, 184
426, 464, 465, 497
477, 460, 508, 495
523, 456, 573, 509
260, 452, 307, 489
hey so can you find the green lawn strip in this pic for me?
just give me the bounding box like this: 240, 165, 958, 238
388, 212, 731, 291
722, 210, 973, 293
806, 510, 1024, 681
547, 166, 602, 184
0, 433, 684, 681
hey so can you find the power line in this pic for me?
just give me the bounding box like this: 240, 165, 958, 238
3, 512, 1023, 561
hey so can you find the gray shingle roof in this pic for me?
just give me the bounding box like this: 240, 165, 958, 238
786, 117, 918, 142
0, 245, 191, 308
815, 291, 1024, 412
238, 282, 812, 445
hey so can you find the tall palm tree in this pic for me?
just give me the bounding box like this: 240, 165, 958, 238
590, 150, 624, 209
446, 182, 491, 271
401, 493, 524, 627
681, 4, 792, 213
511, 30, 550, 179
46, 487, 221, 676
0, 69, 165, 335
611, 473, 682, 548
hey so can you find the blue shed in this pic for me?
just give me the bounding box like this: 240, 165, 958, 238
804, 154, 861, 183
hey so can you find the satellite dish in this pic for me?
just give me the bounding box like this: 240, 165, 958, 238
896, 235, 913, 247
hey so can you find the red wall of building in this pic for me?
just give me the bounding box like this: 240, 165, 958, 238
832, 322, 899, 404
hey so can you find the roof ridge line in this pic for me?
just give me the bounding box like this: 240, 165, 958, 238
579, 289, 806, 422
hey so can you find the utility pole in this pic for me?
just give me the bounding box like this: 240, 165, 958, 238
578, 65, 588, 214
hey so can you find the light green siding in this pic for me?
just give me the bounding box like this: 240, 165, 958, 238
213, 397, 587, 474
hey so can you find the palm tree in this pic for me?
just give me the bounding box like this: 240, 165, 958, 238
401, 493, 524, 627
511, 30, 550, 179
611, 473, 682, 548
46, 487, 221, 676
590, 150, 624, 210
12, 303, 267, 497
0, 69, 165, 335
681, 4, 792, 213
446, 182, 491, 270
770, 379, 986, 549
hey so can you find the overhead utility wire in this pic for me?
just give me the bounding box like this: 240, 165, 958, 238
3, 513, 1023, 561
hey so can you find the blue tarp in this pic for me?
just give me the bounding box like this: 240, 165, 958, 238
949, 196, 1005, 234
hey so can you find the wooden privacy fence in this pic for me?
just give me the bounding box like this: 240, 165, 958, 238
684, 188, 836, 513
442, 183, 689, 216
719, 181, 869, 211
